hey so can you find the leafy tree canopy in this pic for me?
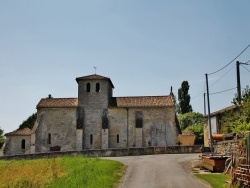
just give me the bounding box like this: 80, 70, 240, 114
177, 81, 192, 114
183, 124, 204, 145
178, 112, 204, 144
178, 112, 203, 130
221, 86, 250, 134
233, 85, 250, 105
19, 113, 37, 130
0, 127, 5, 146
18, 94, 50, 130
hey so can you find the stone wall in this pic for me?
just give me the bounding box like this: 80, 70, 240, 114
203, 121, 209, 147
4, 135, 31, 155
35, 107, 77, 152
214, 140, 239, 155
0, 145, 201, 160
0, 143, 5, 156
77, 79, 112, 150
127, 107, 177, 147
108, 108, 128, 148
107, 107, 178, 149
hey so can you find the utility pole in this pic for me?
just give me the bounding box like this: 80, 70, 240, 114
205, 73, 214, 152
236, 61, 241, 102
204, 93, 206, 115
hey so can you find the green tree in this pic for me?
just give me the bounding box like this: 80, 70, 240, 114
19, 113, 37, 130
178, 112, 204, 144
177, 81, 192, 114
183, 124, 204, 144
221, 86, 250, 134
178, 112, 204, 130
0, 127, 5, 147
232, 85, 250, 105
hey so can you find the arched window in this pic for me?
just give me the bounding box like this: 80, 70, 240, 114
135, 111, 143, 128
86, 83, 91, 92
96, 83, 100, 92
90, 134, 93, 145
48, 133, 51, 144
21, 139, 25, 149
117, 134, 119, 143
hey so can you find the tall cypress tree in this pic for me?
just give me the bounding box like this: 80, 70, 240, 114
177, 81, 192, 114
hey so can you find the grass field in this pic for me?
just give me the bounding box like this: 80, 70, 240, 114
0, 156, 124, 188
195, 173, 231, 188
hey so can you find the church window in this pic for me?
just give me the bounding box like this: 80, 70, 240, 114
86, 83, 91, 92
96, 83, 100, 92
48, 133, 51, 144
90, 134, 93, 145
117, 134, 119, 143
21, 139, 25, 149
135, 111, 143, 128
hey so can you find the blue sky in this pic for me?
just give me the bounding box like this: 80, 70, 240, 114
0, 1, 250, 133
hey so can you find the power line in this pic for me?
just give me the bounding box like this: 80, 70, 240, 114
209, 87, 237, 95
190, 80, 207, 101
191, 91, 204, 101
191, 66, 235, 100
208, 43, 250, 75
242, 65, 250, 73
209, 64, 235, 88
192, 57, 249, 102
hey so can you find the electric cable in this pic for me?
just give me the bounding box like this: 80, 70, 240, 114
191, 91, 204, 101
208, 43, 250, 75
242, 65, 250, 73
209, 87, 237, 95
209, 64, 235, 88
190, 80, 207, 101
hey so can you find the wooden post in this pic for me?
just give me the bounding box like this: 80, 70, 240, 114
236, 61, 241, 102
205, 73, 214, 152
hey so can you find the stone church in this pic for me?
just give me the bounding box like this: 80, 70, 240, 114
4, 74, 181, 155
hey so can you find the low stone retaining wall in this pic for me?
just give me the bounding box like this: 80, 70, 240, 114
0, 145, 201, 160
214, 140, 239, 155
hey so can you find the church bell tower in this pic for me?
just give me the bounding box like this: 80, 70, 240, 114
75, 74, 114, 149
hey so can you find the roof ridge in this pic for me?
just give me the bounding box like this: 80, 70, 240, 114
77, 73, 109, 78
113, 95, 170, 98
109, 95, 174, 108
75, 74, 114, 88
41, 97, 77, 100
37, 98, 78, 108
5, 128, 32, 136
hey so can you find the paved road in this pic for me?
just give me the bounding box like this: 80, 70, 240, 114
104, 154, 209, 188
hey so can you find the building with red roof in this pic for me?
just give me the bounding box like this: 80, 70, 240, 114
4, 74, 181, 155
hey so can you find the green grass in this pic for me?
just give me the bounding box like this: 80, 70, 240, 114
0, 156, 124, 188
195, 173, 230, 188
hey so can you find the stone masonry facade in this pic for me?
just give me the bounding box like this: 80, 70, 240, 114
4, 74, 181, 155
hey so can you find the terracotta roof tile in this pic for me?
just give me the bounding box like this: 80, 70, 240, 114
109, 96, 174, 107
37, 98, 78, 108
36, 96, 174, 108
5, 128, 32, 136
204, 105, 238, 117
76, 74, 114, 88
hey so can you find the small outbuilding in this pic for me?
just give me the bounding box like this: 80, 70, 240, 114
4, 128, 32, 155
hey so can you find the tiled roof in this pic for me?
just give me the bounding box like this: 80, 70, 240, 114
76, 74, 114, 88
109, 96, 174, 107
37, 98, 78, 108
5, 128, 32, 136
36, 96, 174, 108
204, 105, 238, 117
